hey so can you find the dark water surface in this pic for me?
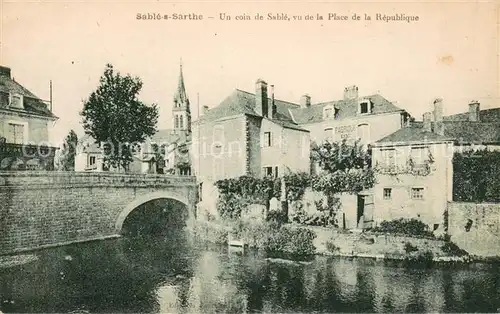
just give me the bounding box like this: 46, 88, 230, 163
0, 230, 499, 313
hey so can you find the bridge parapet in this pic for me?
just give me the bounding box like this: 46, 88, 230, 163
0, 171, 197, 188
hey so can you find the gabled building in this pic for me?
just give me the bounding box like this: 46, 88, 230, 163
370, 99, 500, 229
0, 65, 58, 170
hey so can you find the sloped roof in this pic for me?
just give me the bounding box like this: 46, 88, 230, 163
194, 89, 308, 132
0, 72, 57, 119
375, 124, 452, 145
290, 94, 404, 124
375, 120, 500, 145
444, 107, 500, 122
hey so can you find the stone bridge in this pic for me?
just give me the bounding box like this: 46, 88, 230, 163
0, 172, 198, 254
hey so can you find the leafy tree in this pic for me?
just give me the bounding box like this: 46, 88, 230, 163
310, 139, 375, 227
80, 64, 159, 171
56, 129, 78, 171
453, 149, 500, 202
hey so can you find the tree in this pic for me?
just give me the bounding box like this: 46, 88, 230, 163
56, 130, 78, 171
310, 139, 375, 227
80, 64, 159, 171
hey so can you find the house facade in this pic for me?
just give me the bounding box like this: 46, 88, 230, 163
371, 98, 500, 229
0, 65, 58, 170
192, 79, 311, 217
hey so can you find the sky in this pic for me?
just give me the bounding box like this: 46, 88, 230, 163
1, 1, 498, 145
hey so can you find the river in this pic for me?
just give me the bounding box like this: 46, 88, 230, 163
0, 229, 499, 313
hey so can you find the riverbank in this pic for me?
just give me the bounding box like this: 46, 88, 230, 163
193, 219, 495, 264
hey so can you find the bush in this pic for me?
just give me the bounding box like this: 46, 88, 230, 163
233, 221, 316, 256
441, 241, 468, 257
372, 218, 434, 237
404, 242, 419, 254
264, 224, 316, 256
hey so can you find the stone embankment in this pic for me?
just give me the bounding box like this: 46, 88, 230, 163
194, 220, 480, 263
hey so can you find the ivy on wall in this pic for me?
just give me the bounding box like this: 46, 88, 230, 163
214, 140, 376, 222
453, 149, 500, 202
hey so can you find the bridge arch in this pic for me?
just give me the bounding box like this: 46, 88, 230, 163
115, 191, 190, 234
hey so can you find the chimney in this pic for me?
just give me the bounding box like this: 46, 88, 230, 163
300, 94, 311, 108
202, 105, 209, 115
433, 98, 444, 135
343, 85, 359, 101
423, 112, 432, 132
0, 66, 11, 78
468, 100, 480, 122
255, 79, 268, 117
268, 84, 275, 119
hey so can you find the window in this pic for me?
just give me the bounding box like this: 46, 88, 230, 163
9, 93, 23, 109
359, 100, 372, 114
323, 106, 334, 119
324, 127, 333, 142
410, 146, 429, 165
179, 115, 184, 129
411, 188, 424, 200
360, 102, 368, 114
89, 156, 96, 166
274, 166, 279, 178
334, 108, 340, 120
263, 132, 272, 147
198, 183, 203, 202
175, 115, 179, 129
380, 148, 396, 169
383, 188, 392, 200
7, 123, 24, 144
262, 166, 273, 177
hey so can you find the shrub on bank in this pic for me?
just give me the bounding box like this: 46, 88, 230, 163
372, 218, 434, 238
232, 220, 317, 256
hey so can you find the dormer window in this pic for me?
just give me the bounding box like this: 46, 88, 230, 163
358, 99, 372, 115
323, 105, 335, 119
9, 93, 23, 109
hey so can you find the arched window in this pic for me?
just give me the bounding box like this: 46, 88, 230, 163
179, 115, 184, 129
175, 115, 179, 129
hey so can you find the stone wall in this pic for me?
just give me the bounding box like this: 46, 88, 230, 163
447, 202, 500, 257
0, 172, 197, 254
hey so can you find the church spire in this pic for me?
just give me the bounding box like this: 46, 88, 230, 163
174, 59, 189, 107
172, 59, 191, 133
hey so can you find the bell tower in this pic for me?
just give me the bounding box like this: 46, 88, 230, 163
172, 59, 191, 133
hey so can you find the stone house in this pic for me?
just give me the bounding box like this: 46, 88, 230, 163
370, 99, 500, 230
0, 65, 58, 170
192, 79, 311, 217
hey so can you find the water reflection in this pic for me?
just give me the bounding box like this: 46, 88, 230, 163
1, 230, 499, 313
